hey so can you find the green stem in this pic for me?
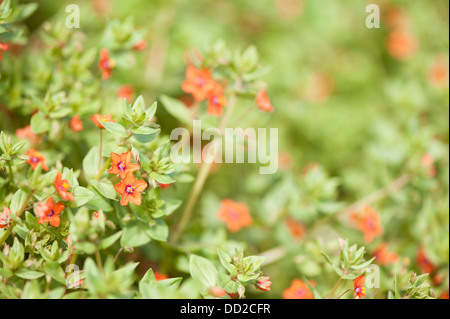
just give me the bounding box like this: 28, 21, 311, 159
326, 278, 343, 299
169, 87, 239, 245
335, 289, 352, 299
95, 158, 111, 180
98, 129, 103, 173
95, 250, 103, 273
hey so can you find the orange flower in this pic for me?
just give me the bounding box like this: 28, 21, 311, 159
118, 85, 135, 102
0, 207, 11, 229
386, 29, 418, 61
355, 206, 383, 243
98, 48, 115, 80
70, 115, 83, 132
428, 54, 449, 88
256, 89, 274, 112
285, 217, 306, 240
35, 197, 64, 227
416, 246, 436, 275
440, 291, 449, 299
385, 7, 410, 30
15, 125, 39, 144
54, 171, 75, 202
25, 149, 49, 171
282, 279, 314, 299
354, 275, 366, 299
217, 199, 252, 232
421, 153, 437, 177
90, 113, 115, 129
93, 211, 105, 219
108, 151, 140, 179
159, 183, 171, 189
207, 83, 227, 116
181, 65, 215, 101
0, 42, 9, 62
256, 276, 272, 291
303, 72, 334, 103
114, 172, 148, 206
154, 271, 169, 281
209, 287, 227, 297
373, 242, 399, 266
133, 40, 147, 51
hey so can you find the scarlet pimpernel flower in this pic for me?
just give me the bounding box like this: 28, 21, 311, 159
54, 171, 75, 202
108, 151, 140, 179
256, 89, 273, 112
90, 113, 115, 129
0, 207, 11, 229
416, 246, 436, 274
207, 83, 227, 116
352, 206, 383, 243
0, 42, 9, 62
282, 279, 314, 299
15, 125, 39, 144
354, 275, 366, 299
373, 242, 399, 266
35, 197, 64, 227
25, 149, 49, 171
98, 48, 115, 80
256, 276, 272, 291
181, 65, 215, 101
217, 199, 253, 232
118, 85, 135, 102
114, 172, 148, 206
70, 115, 83, 132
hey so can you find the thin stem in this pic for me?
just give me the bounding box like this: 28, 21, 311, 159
98, 129, 103, 173
95, 250, 103, 273
170, 85, 240, 245
95, 158, 111, 180
113, 247, 123, 264
335, 289, 352, 299
326, 278, 343, 299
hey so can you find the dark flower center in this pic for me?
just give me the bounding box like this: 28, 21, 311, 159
125, 185, 134, 194
31, 157, 39, 163
48, 209, 55, 217
118, 161, 126, 171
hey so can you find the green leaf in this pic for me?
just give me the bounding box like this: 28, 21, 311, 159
189, 254, 218, 288
73, 186, 95, 207
350, 257, 375, 270
102, 121, 129, 138
145, 101, 157, 120
139, 268, 157, 292
30, 111, 49, 134
217, 249, 238, 276
98, 231, 123, 250
82, 147, 100, 178
9, 188, 28, 215
43, 262, 66, 284
90, 180, 117, 200
120, 221, 152, 247
159, 94, 192, 127
320, 251, 343, 276
15, 268, 45, 280
150, 172, 175, 184
147, 219, 168, 242
132, 126, 160, 143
